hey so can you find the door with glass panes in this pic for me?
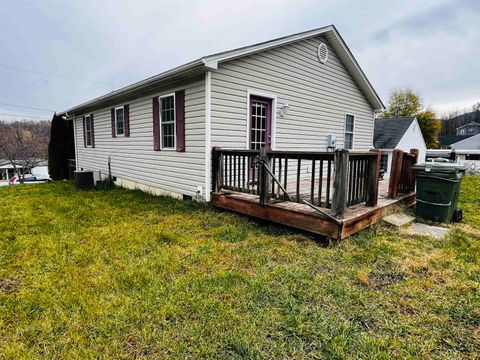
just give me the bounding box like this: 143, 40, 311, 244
249, 96, 272, 150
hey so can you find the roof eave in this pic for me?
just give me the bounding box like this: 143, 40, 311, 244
60, 59, 206, 116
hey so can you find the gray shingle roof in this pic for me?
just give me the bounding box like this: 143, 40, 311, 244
373, 117, 415, 149
451, 133, 480, 150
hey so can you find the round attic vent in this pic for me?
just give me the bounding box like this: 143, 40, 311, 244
317, 42, 328, 64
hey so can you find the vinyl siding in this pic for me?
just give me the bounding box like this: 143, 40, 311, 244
74, 77, 206, 197
396, 119, 427, 163
210, 35, 375, 151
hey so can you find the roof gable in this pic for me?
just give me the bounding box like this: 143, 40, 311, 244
61, 25, 384, 115
202, 25, 384, 111
374, 117, 416, 149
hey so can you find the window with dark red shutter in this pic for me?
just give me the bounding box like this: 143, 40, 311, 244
82, 116, 86, 147
111, 108, 116, 138
153, 97, 160, 150
90, 113, 95, 148
124, 104, 130, 137
175, 90, 185, 152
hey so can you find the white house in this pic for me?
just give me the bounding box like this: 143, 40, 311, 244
374, 117, 426, 179
59, 25, 384, 201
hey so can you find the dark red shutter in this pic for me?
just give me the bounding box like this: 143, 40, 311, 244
90, 114, 95, 148
175, 90, 185, 152
124, 104, 130, 137
82, 116, 86, 147
153, 97, 160, 151
111, 108, 116, 138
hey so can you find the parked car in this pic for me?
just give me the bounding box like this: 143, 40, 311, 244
23, 174, 37, 182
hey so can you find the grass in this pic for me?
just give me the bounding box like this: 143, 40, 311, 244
0, 177, 479, 359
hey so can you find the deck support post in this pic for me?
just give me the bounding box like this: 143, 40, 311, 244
331, 149, 349, 219
366, 149, 381, 207
212, 147, 223, 193
259, 148, 271, 206
388, 149, 404, 199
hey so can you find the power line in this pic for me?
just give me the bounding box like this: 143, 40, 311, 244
0, 65, 113, 88
0, 102, 56, 113
0, 112, 50, 120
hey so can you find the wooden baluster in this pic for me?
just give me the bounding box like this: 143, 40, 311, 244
242, 155, 246, 192
310, 158, 316, 204
271, 155, 276, 197
318, 159, 323, 207
296, 158, 301, 202
277, 157, 282, 199
259, 148, 270, 206
348, 158, 353, 206
283, 157, 288, 200
326, 160, 332, 208
252, 155, 256, 194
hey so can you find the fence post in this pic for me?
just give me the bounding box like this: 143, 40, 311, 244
388, 149, 404, 199
211, 147, 222, 193
366, 149, 381, 207
258, 148, 271, 206
332, 149, 349, 219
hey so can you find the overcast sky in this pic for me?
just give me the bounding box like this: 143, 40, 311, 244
1, 0, 479, 121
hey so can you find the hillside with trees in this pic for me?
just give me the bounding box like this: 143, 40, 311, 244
381, 89, 441, 148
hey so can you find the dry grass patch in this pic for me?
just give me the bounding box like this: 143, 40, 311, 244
0, 179, 479, 359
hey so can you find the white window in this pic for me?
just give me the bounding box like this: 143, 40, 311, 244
115, 106, 125, 136
344, 114, 354, 149
85, 115, 92, 146
159, 94, 176, 149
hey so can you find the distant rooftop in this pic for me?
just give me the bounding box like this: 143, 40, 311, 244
373, 117, 415, 149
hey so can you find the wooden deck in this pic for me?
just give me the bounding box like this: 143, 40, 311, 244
212, 182, 415, 239
211, 148, 418, 240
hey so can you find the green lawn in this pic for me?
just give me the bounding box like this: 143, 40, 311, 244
0, 177, 479, 359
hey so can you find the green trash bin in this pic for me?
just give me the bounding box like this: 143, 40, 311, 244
412, 162, 466, 223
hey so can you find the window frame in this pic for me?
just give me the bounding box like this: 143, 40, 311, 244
158, 93, 176, 150
344, 113, 355, 150
114, 106, 125, 137
84, 114, 92, 147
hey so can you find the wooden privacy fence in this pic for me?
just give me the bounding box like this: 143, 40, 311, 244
212, 147, 381, 219
388, 149, 418, 199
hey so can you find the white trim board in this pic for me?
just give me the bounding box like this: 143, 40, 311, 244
204, 71, 212, 202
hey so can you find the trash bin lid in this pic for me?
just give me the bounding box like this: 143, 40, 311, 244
412, 162, 466, 173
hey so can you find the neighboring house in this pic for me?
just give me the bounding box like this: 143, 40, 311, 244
59, 25, 384, 201
439, 135, 474, 149
441, 110, 480, 136
0, 159, 50, 182
456, 121, 480, 136
451, 133, 480, 153
373, 117, 426, 179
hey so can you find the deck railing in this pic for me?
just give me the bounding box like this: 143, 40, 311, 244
212, 147, 382, 218
388, 149, 419, 199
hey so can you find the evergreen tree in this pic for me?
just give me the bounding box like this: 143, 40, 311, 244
48, 114, 74, 180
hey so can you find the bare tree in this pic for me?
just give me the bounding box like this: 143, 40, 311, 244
0, 120, 51, 183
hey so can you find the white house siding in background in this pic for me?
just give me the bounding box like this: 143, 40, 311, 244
396, 119, 426, 164
210, 35, 375, 151
74, 77, 205, 198
382, 119, 427, 179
